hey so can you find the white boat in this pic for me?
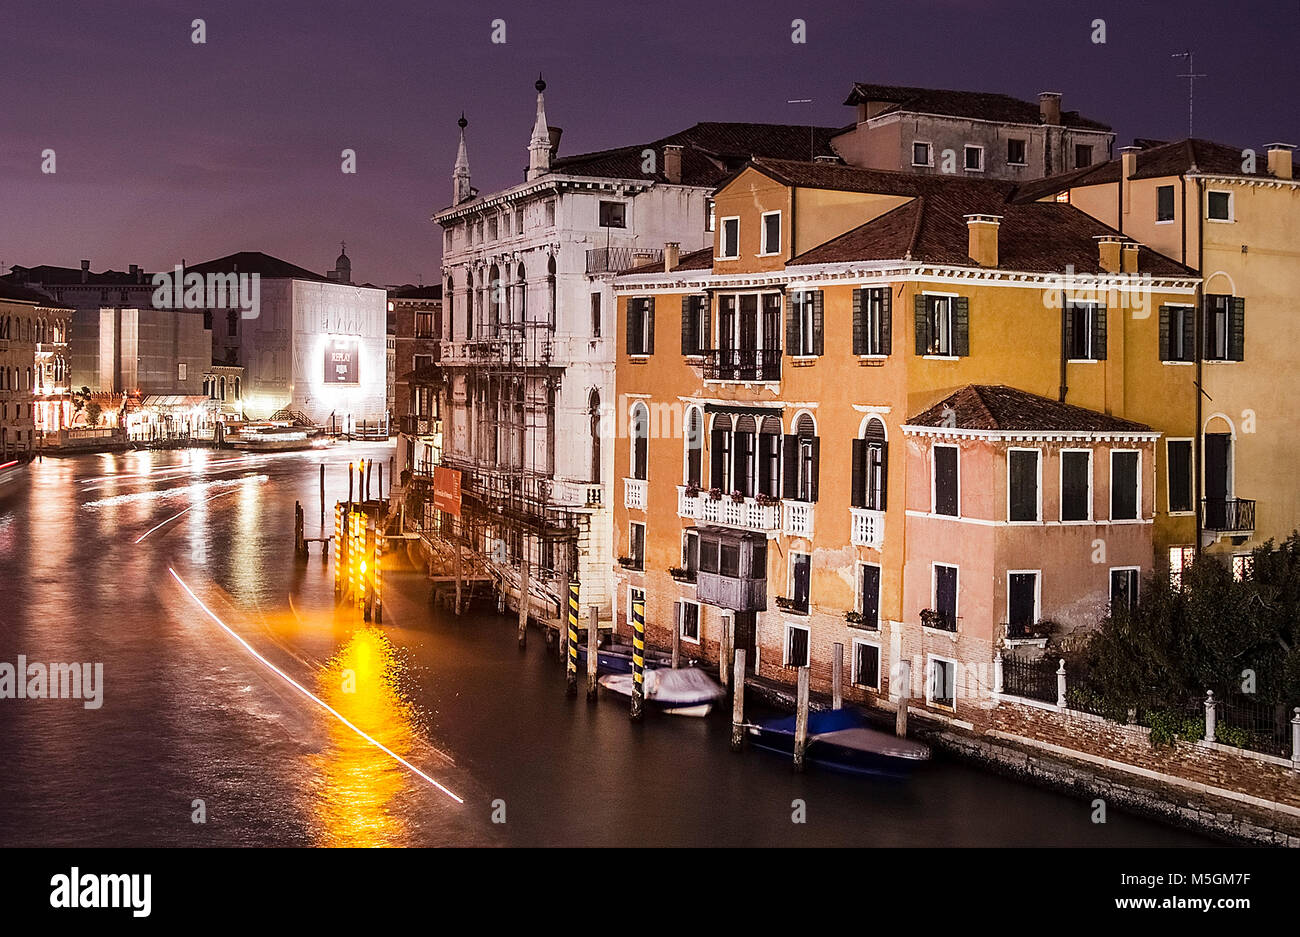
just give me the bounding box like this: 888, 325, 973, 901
598, 667, 726, 717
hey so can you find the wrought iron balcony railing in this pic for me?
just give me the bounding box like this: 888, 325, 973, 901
1203, 498, 1255, 533
703, 348, 781, 383
586, 247, 662, 274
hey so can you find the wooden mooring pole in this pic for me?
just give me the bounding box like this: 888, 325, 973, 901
319, 463, 325, 528
832, 642, 843, 709
793, 665, 810, 772
896, 660, 910, 738
730, 649, 746, 751
586, 605, 599, 701
517, 558, 530, 649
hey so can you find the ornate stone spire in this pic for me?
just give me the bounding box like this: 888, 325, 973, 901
527, 75, 551, 180
453, 113, 472, 205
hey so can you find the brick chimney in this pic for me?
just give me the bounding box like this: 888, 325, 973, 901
964, 214, 1001, 267
1096, 236, 1123, 273
664, 242, 680, 273
1039, 92, 1062, 125
80, 260, 90, 283
1121, 241, 1139, 273
1119, 145, 1140, 217
663, 145, 683, 184
1266, 143, 1294, 180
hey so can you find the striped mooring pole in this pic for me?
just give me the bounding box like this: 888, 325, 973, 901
332, 502, 343, 597
565, 580, 579, 697
630, 597, 646, 721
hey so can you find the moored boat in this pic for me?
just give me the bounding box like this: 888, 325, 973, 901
747, 707, 931, 777
576, 641, 675, 675
0, 459, 26, 499
598, 667, 726, 717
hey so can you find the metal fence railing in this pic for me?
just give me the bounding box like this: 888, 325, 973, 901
1002, 655, 1058, 705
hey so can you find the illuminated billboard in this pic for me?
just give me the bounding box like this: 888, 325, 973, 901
324, 336, 359, 384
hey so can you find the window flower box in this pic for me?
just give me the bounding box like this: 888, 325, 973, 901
731, 490, 746, 503
707, 487, 723, 501
684, 484, 701, 499
617, 556, 638, 569
775, 595, 809, 615
668, 566, 696, 583
921, 608, 957, 632
754, 492, 780, 507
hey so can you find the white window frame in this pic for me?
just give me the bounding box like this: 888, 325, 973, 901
705, 198, 715, 232
1006, 138, 1028, 166
759, 210, 782, 256
1108, 449, 1142, 522
921, 290, 958, 358
1006, 446, 1042, 524
783, 622, 811, 667
788, 551, 812, 610
931, 443, 961, 517
718, 216, 741, 260
926, 654, 958, 709
1109, 566, 1141, 613
911, 140, 933, 167
1066, 301, 1100, 362
677, 598, 701, 645
1165, 437, 1195, 516
1155, 184, 1177, 225
857, 561, 882, 626
629, 521, 646, 569
851, 638, 882, 690
1161, 304, 1196, 363
1206, 190, 1234, 223
1006, 569, 1041, 628
629, 401, 649, 479
963, 144, 984, 173
930, 562, 959, 628
1059, 448, 1093, 523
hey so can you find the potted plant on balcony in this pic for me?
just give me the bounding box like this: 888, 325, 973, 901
731, 489, 747, 503
668, 566, 695, 583
775, 595, 807, 614
684, 483, 701, 499
1030, 619, 1058, 639
844, 610, 865, 626
920, 608, 951, 630
754, 492, 780, 507
617, 556, 637, 569
707, 487, 723, 501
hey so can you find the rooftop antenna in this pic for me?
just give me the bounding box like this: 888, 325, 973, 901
1171, 51, 1206, 138
788, 99, 814, 160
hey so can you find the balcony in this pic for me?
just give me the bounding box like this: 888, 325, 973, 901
1203, 498, 1255, 533
399, 414, 438, 437
678, 486, 781, 533
920, 608, 958, 632
623, 477, 647, 511
850, 508, 885, 549
696, 572, 767, 612
586, 246, 662, 275
782, 500, 815, 538
703, 348, 781, 383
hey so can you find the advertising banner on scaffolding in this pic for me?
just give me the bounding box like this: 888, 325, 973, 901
432, 466, 462, 517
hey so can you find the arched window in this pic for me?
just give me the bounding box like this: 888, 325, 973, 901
853, 417, 888, 510
709, 413, 734, 492
630, 401, 648, 480
489, 264, 502, 336
588, 389, 602, 484
547, 256, 557, 330
683, 405, 703, 487
734, 414, 757, 497
464, 271, 475, 338
516, 262, 527, 325
219, 376, 227, 400
234, 377, 240, 399
759, 416, 782, 497
784, 412, 819, 502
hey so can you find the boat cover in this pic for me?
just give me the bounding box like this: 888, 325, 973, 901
755, 707, 931, 759
599, 667, 724, 704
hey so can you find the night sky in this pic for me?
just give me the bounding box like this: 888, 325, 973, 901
2, 0, 1296, 286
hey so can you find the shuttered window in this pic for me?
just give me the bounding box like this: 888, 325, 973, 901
680, 295, 710, 355
1205, 294, 1244, 361
1167, 440, 1193, 513
783, 414, 819, 502
852, 287, 892, 356
1110, 568, 1139, 617
1066, 301, 1106, 360
934, 445, 959, 516
933, 564, 958, 626
787, 290, 823, 356
626, 297, 655, 355
1159, 305, 1195, 362
1061, 450, 1091, 521
851, 418, 888, 510
1110, 451, 1140, 520
676, 600, 700, 641
914, 294, 968, 356
1008, 449, 1040, 522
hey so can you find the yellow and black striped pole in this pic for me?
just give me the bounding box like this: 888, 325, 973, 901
333, 502, 343, 597
566, 580, 579, 696
631, 597, 646, 721
374, 531, 383, 623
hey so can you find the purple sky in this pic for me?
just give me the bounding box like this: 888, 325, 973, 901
2, 0, 1296, 286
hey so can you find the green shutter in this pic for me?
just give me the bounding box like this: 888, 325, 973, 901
646, 297, 655, 355
781, 435, 798, 499
812, 290, 824, 356
1230, 296, 1245, 361
786, 291, 801, 354
1158, 305, 1170, 361
1064, 302, 1074, 358
852, 289, 865, 355
701, 300, 711, 353
954, 296, 970, 357
681, 295, 695, 355
1093, 305, 1107, 360
626, 302, 636, 355
914, 294, 928, 355
1180, 306, 1194, 361
850, 438, 866, 507
880, 288, 892, 356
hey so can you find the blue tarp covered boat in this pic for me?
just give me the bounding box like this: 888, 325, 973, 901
747, 707, 931, 778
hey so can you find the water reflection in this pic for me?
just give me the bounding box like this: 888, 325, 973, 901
311, 625, 420, 847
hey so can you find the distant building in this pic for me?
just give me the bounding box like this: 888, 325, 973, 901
388, 284, 443, 474
189, 250, 387, 427
831, 83, 1115, 180
0, 280, 75, 454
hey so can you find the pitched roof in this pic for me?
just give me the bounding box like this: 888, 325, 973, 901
1011, 138, 1277, 202
0, 279, 74, 308
843, 82, 1111, 132
620, 246, 714, 276
387, 284, 443, 300
185, 251, 329, 282
747, 156, 1016, 201
3, 264, 153, 287
906, 385, 1152, 433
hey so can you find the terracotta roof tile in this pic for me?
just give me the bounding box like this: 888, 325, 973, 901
907, 385, 1152, 433
843, 82, 1111, 131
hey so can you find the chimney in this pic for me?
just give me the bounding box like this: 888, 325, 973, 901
547, 126, 563, 159
664, 242, 680, 273
964, 214, 1001, 267
1119, 145, 1140, 217
1121, 241, 1139, 273
663, 144, 683, 184
1266, 143, 1294, 180
1039, 92, 1062, 126
1096, 236, 1123, 273
81, 259, 90, 283
129, 263, 140, 282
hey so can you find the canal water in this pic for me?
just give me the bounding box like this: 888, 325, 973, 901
0, 447, 1211, 846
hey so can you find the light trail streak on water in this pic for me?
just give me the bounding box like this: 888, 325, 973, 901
82, 474, 270, 509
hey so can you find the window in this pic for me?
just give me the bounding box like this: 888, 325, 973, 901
933, 444, 959, 516
912, 141, 932, 166
963, 145, 984, 172
789, 552, 811, 613
1232, 554, 1253, 582
705, 198, 715, 232
1066, 301, 1106, 360
1204, 294, 1244, 361
177, 363, 187, 381
1206, 190, 1232, 221
413, 354, 433, 372
1061, 450, 1092, 521
852, 287, 891, 356
487, 216, 498, 240
1008, 449, 1040, 522
1110, 451, 1140, 520
719, 217, 740, 259
227, 309, 238, 334
682, 530, 699, 575
915, 294, 967, 357
626, 297, 655, 355
785, 624, 810, 668
545, 200, 556, 226
931, 564, 958, 631
783, 414, 819, 502
676, 600, 700, 643
684, 406, 703, 486
1109, 568, 1139, 617
720, 542, 740, 578
760, 211, 781, 255
1166, 439, 1193, 513
1157, 185, 1175, 222
416, 310, 435, 337
851, 418, 888, 511
1008, 571, 1039, 633
858, 563, 881, 628
680, 295, 710, 356
598, 200, 626, 228
1168, 546, 1195, 590
929, 657, 956, 708
1075, 144, 1093, 168
1007, 138, 1027, 165
852, 641, 881, 690
1160, 304, 1194, 362
786, 290, 822, 356
630, 402, 648, 480
699, 537, 719, 574
629, 522, 645, 570
590, 293, 601, 337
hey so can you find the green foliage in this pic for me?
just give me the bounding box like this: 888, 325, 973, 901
1145, 709, 1206, 748
1213, 724, 1253, 749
